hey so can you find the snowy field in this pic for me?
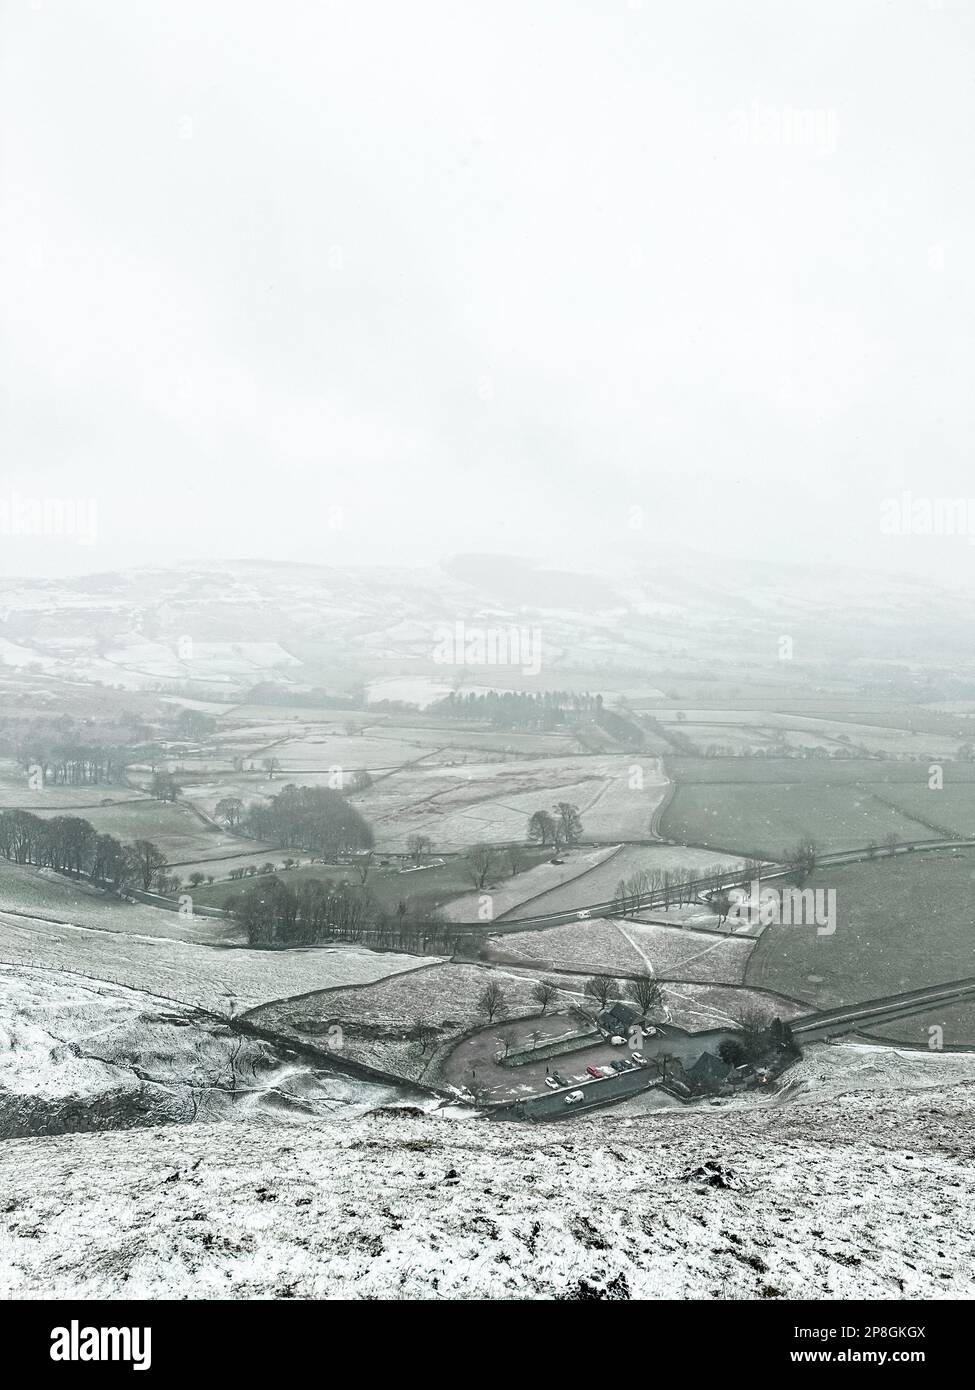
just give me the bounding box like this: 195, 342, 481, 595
442, 845, 622, 922
489, 916, 757, 986
249, 962, 586, 1083
2, 1083, 972, 1298
0, 862, 239, 944
0, 906, 440, 1014
352, 755, 668, 851
509, 844, 745, 918
0, 965, 415, 1139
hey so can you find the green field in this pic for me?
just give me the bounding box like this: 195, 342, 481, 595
657, 758, 975, 857
663, 757, 975, 787
872, 785, 975, 840
660, 783, 938, 858
745, 850, 975, 1044
868, 998, 975, 1051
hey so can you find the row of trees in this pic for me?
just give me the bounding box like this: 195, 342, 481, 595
0, 809, 174, 892
230, 877, 472, 952
610, 860, 759, 917
593, 707, 645, 750
244, 682, 359, 709
2, 713, 150, 786
429, 690, 604, 730
581, 971, 663, 1019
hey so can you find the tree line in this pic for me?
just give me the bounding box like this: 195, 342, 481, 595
428, 690, 604, 730
230, 877, 472, 952
1, 713, 150, 786
0, 809, 178, 893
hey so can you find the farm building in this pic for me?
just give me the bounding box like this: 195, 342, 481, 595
597, 1002, 642, 1036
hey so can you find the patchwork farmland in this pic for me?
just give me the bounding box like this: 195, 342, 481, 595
5, 649, 975, 1148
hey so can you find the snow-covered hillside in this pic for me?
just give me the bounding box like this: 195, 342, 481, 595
0, 966, 418, 1139
1, 1081, 972, 1299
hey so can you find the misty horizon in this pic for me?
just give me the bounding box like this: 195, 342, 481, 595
3, 1, 974, 584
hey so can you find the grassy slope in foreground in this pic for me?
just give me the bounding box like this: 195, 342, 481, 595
1, 1084, 972, 1299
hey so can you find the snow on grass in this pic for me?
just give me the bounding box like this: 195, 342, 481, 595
442, 845, 621, 922
0, 862, 239, 945
660, 982, 805, 1031
2, 1084, 973, 1298
0, 905, 440, 1014
487, 915, 757, 988
488, 919, 647, 975
248, 962, 572, 1083
353, 755, 667, 851
508, 844, 745, 919
779, 1040, 975, 1105
616, 919, 757, 984
0, 964, 417, 1137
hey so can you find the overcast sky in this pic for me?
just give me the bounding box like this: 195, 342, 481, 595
1, 0, 974, 583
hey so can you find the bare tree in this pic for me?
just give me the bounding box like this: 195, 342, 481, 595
625, 971, 663, 1019
531, 978, 560, 1015
406, 833, 434, 866
729, 1003, 773, 1061
132, 838, 167, 892
476, 980, 508, 1024
495, 1030, 514, 1060
352, 850, 374, 885
215, 796, 244, 828
654, 1052, 677, 1082
584, 975, 618, 1010
554, 801, 583, 846
711, 891, 733, 927
467, 842, 496, 889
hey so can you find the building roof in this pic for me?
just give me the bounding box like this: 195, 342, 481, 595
687, 1052, 732, 1086
598, 1002, 640, 1030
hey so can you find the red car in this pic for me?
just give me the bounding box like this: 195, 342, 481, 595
586, 1065, 602, 1079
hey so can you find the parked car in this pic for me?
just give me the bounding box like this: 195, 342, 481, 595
609, 1035, 627, 1046
576, 909, 591, 920
644, 1026, 657, 1037
586, 1065, 602, 1079
544, 1076, 560, 1090
631, 1051, 647, 1064
564, 1090, 584, 1105
599, 1065, 616, 1077
611, 1059, 629, 1073
552, 1072, 570, 1087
